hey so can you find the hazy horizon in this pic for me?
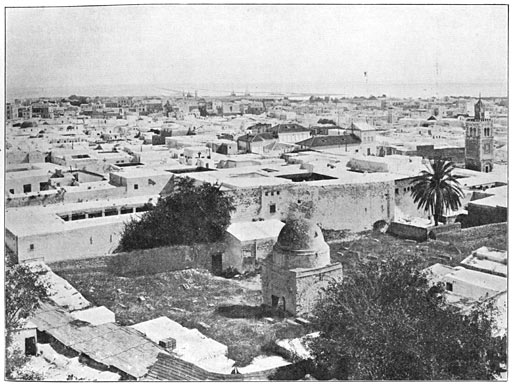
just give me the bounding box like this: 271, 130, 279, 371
6, 4, 508, 100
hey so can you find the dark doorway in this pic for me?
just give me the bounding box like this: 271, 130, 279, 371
271, 295, 279, 308
211, 253, 223, 276
25, 336, 37, 356
279, 297, 286, 312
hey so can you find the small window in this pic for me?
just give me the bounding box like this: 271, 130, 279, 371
270, 204, 276, 213
110, 234, 113, 243
276, 191, 280, 195
395, 188, 399, 194
9, 189, 14, 194
29, 244, 34, 251
134, 184, 139, 190
446, 282, 453, 292
23, 184, 32, 193
265, 192, 268, 196
90, 237, 93, 244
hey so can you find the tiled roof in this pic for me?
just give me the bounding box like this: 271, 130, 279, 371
272, 123, 310, 133
144, 353, 242, 381
297, 134, 361, 148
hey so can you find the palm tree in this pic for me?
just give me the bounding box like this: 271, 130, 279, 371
411, 159, 465, 226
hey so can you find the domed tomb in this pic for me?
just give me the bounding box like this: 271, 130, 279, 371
261, 218, 343, 316
272, 219, 330, 270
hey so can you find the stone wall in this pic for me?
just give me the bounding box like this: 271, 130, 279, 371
261, 262, 298, 314
429, 223, 461, 238
295, 264, 343, 315
262, 261, 343, 316
387, 222, 430, 242
228, 180, 395, 232
388, 221, 462, 242
466, 203, 507, 227
107, 243, 225, 276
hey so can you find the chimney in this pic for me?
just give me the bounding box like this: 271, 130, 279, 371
159, 337, 177, 352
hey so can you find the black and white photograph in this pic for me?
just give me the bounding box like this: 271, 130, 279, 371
3, 2, 508, 381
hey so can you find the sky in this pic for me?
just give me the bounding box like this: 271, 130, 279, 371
5, 5, 508, 96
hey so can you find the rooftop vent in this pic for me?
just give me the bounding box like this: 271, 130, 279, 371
159, 337, 177, 351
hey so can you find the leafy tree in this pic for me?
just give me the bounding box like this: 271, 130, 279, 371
411, 159, 464, 226
317, 119, 337, 125
309, 256, 506, 380
5, 258, 50, 380
117, 177, 235, 252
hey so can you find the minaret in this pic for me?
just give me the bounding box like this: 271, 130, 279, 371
465, 96, 494, 173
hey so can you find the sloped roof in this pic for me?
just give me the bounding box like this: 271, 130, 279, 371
273, 123, 310, 133
29, 302, 165, 379
144, 353, 241, 381
237, 133, 275, 143
297, 134, 361, 148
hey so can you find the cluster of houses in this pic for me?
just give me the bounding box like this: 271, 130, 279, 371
5, 94, 508, 379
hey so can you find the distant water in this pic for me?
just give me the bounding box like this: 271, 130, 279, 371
6, 81, 507, 101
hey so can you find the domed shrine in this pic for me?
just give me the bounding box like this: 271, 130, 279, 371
261, 219, 343, 316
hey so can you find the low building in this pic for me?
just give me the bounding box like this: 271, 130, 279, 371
460, 246, 507, 277
237, 133, 276, 154
424, 253, 507, 337
271, 123, 311, 144
5, 163, 54, 195
224, 219, 285, 273
466, 186, 507, 227
5, 195, 156, 263
109, 167, 173, 197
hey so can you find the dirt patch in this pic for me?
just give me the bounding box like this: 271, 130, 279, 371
56, 267, 308, 366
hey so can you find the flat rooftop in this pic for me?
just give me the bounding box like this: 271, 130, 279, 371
181, 161, 400, 190
6, 195, 158, 237
110, 166, 172, 179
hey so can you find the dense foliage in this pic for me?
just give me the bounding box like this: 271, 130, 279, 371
310, 256, 506, 380
411, 159, 464, 226
5, 261, 49, 332
117, 177, 235, 252
5, 258, 50, 380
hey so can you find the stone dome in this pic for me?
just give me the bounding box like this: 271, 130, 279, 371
272, 219, 331, 270
277, 219, 325, 251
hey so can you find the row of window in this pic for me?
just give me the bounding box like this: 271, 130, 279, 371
467, 126, 492, 137
395, 186, 413, 194
9, 182, 47, 194
264, 190, 280, 197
